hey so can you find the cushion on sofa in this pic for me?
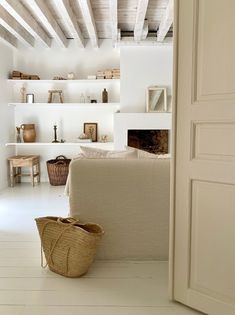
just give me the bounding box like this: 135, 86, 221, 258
80, 146, 138, 159
126, 146, 171, 159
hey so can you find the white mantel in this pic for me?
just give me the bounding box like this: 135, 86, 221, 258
113, 112, 172, 150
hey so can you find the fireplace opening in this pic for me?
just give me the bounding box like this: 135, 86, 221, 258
128, 130, 169, 154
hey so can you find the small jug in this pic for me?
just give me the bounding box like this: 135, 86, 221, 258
21, 124, 36, 142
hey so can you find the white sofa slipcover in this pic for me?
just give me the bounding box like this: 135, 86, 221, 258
68, 158, 170, 260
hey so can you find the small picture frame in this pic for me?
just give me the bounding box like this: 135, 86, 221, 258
84, 123, 98, 142
26, 93, 34, 103
146, 86, 167, 112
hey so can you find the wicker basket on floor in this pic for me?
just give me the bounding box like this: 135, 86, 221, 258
46, 155, 71, 186
35, 216, 104, 277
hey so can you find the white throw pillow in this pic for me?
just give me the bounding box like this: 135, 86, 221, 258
80, 146, 137, 159
80, 146, 108, 158
138, 150, 171, 159
126, 146, 170, 159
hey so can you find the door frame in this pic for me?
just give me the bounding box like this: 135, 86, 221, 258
169, 0, 179, 300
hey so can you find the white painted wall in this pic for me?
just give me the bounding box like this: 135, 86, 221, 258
1, 40, 173, 183
10, 40, 120, 182
120, 46, 173, 112
0, 42, 14, 190
14, 40, 120, 79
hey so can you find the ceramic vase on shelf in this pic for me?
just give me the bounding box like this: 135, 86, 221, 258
102, 88, 108, 103
16, 126, 21, 143
20, 124, 36, 142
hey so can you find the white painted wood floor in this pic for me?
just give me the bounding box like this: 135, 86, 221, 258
0, 183, 202, 315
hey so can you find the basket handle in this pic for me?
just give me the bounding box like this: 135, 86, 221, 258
57, 217, 79, 225
40, 219, 77, 269
56, 155, 67, 160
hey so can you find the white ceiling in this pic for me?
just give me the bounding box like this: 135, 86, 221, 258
0, 0, 173, 48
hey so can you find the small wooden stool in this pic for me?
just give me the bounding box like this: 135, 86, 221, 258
8, 155, 40, 187
48, 90, 63, 103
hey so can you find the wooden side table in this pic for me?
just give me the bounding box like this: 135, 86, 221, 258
8, 155, 40, 187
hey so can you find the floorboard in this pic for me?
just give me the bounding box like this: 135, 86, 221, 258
0, 184, 202, 314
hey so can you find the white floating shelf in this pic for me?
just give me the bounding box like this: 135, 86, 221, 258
8, 79, 120, 83
6, 142, 114, 147
8, 102, 120, 108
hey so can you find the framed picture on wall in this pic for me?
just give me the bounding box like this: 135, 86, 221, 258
146, 86, 167, 112
84, 123, 98, 142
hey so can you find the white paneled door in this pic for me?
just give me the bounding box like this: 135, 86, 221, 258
172, 0, 235, 314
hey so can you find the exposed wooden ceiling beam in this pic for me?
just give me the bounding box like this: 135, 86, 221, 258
77, 0, 98, 48
56, 0, 84, 47
0, 24, 17, 48
141, 19, 148, 40
24, 0, 68, 48
0, 6, 34, 47
157, 0, 173, 42
0, 0, 51, 47
134, 0, 149, 41
109, 0, 117, 43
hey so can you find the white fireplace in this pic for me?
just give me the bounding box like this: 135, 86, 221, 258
113, 112, 172, 150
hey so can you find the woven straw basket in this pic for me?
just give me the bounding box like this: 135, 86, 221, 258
35, 216, 104, 277
46, 155, 71, 186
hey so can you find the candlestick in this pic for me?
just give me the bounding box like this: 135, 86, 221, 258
52, 124, 59, 143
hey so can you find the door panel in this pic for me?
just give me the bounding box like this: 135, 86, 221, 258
190, 180, 235, 302
192, 121, 235, 161
172, 0, 235, 314
194, 0, 235, 101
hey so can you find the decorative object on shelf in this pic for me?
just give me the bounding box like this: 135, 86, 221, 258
79, 133, 89, 140
86, 95, 91, 103
80, 93, 85, 103
84, 123, 98, 142
104, 70, 112, 79
100, 135, 108, 143
146, 86, 167, 112
77, 133, 92, 143
96, 68, 120, 79
90, 99, 97, 103
16, 126, 21, 143
29, 75, 40, 80
20, 85, 26, 103
53, 76, 67, 80
52, 124, 60, 143
20, 124, 36, 142
48, 90, 63, 103
11, 70, 21, 80
96, 70, 105, 80
11, 71, 40, 80
67, 72, 75, 80
112, 68, 120, 79
102, 88, 108, 103
26, 93, 34, 103
46, 155, 71, 186
60, 139, 65, 143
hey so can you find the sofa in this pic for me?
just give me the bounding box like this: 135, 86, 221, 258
68, 157, 170, 260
